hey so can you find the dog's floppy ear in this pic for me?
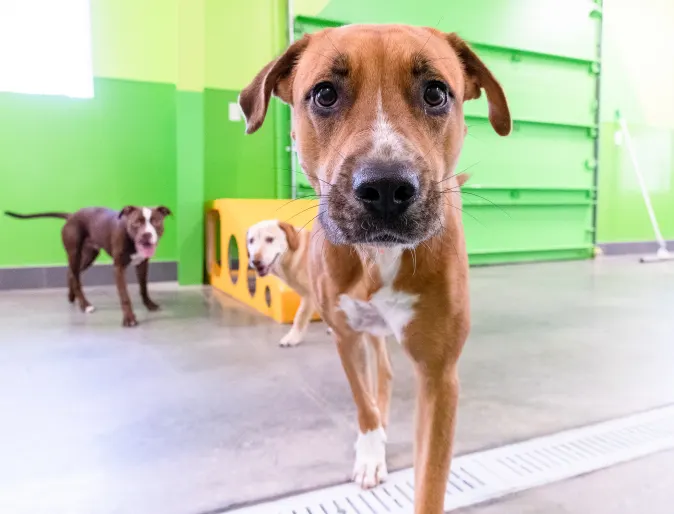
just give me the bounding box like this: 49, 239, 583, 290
156, 206, 172, 217
238, 35, 310, 134
456, 173, 470, 187
119, 206, 138, 219
278, 221, 299, 252
445, 33, 511, 136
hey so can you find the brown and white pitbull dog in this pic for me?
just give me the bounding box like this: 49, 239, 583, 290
240, 25, 510, 513
4, 206, 171, 327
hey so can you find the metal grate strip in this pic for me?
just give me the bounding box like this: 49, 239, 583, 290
227, 405, 674, 513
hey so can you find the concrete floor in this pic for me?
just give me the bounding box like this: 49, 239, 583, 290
0, 258, 673, 514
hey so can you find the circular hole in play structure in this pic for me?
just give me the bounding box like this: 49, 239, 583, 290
227, 236, 239, 285
248, 270, 257, 298
264, 286, 272, 307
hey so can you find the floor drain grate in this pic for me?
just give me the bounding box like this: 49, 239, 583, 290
227, 405, 674, 513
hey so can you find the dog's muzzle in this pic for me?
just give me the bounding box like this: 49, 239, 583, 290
350, 162, 421, 245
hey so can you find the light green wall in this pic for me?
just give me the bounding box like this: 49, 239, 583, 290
313, 0, 599, 60
597, 0, 674, 243
206, 0, 282, 90
91, 0, 178, 83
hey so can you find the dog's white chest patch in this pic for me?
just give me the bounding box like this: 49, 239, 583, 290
339, 289, 417, 343
130, 253, 146, 266
338, 247, 417, 343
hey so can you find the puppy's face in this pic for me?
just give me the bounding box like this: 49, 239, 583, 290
119, 206, 171, 259
240, 25, 510, 247
246, 220, 297, 277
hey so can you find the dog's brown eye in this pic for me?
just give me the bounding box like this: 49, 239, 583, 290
314, 83, 338, 108
265, 237, 274, 244
249, 238, 254, 244
424, 82, 447, 107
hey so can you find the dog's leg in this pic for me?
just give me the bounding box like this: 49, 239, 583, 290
280, 297, 313, 347
335, 333, 388, 488
136, 260, 159, 311
63, 227, 94, 313
71, 245, 100, 312
79, 243, 100, 273
366, 335, 393, 429
67, 271, 76, 304
114, 261, 137, 327
404, 310, 466, 514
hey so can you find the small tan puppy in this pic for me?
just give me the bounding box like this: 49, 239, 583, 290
246, 220, 314, 346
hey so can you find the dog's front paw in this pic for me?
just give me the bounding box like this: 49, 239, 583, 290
353, 427, 388, 489
144, 300, 160, 312
279, 329, 303, 347
122, 313, 138, 327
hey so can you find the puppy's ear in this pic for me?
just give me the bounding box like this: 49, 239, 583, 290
156, 206, 172, 217
238, 35, 310, 134
278, 221, 299, 252
456, 173, 470, 187
119, 206, 138, 219
445, 33, 511, 136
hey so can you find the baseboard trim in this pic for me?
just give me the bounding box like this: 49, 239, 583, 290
0, 261, 178, 291
598, 240, 674, 256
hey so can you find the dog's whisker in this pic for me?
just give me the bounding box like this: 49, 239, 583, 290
440, 189, 510, 219
434, 215, 459, 260
435, 162, 482, 185
273, 195, 330, 213
298, 212, 321, 234
438, 193, 484, 226
323, 31, 341, 56
291, 169, 334, 189
285, 204, 320, 223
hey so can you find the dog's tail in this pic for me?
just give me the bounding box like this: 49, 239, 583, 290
4, 211, 70, 220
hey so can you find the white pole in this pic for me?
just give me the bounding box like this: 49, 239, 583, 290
615, 111, 669, 256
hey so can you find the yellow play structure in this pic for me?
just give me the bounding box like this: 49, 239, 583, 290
205, 198, 320, 323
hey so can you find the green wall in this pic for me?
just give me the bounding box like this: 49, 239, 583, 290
3, 0, 669, 277
597, 0, 674, 243
0, 0, 284, 282
293, 0, 601, 264
202, 0, 289, 202
0, 0, 178, 268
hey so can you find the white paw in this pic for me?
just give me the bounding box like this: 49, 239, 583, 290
279, 329, 303, 347
353, 427, 388, 489
85, 305, 96, 314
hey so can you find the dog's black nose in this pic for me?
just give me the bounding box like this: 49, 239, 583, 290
251, 259, 262, 269
353, 165, 419, 218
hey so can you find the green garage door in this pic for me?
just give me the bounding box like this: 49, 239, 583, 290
289, 0, 602, 264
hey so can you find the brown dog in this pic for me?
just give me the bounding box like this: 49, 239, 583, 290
5, 206, 171, 327
240, 25, 510, 513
